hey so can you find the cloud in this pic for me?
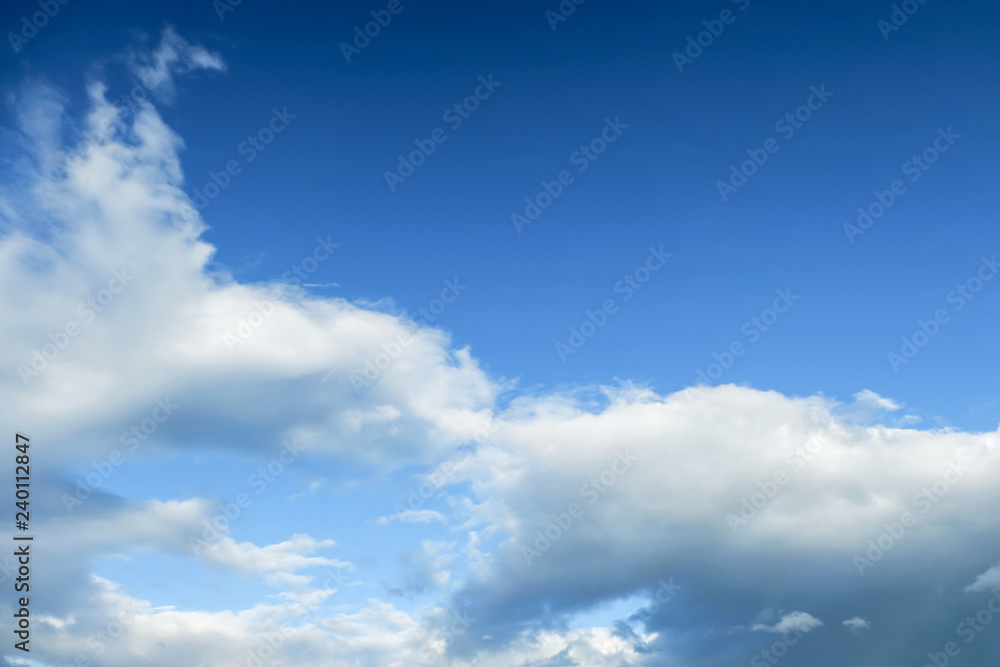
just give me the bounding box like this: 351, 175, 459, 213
853, 390, 901, 412
23, 571, 645, 667
45, 498, 350, 588
434, 383, 999, 660
127, 26, 225, 103
29, 579, 437, 667
836, 389, 919, 426
752, 611, 824, 634
197, 533, 344, 578
376, 509, 448, 526
0, 68, 498, 471
452, 626, 654, 666
843, 616, 871, 634
965, 562, 1000, 592
387, 540, 455, 597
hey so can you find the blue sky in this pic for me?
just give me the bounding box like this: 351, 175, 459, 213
2, 0, 1000, 665
7, 0, 998, 427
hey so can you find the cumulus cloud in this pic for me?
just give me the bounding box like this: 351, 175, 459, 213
30, 579, 437, 667
23, 576, 647, 667
434, 383, 999, 661
0, 62, 498, 471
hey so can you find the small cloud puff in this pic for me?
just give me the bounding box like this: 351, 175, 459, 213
843, 616, 871, 634
753, 611, 824, 634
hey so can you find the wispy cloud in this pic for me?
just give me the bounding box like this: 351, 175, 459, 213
127, 26, 225, 103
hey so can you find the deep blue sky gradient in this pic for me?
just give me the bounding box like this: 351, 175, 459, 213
4, 0, 998, 432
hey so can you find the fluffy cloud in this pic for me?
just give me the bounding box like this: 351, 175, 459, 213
0, 40, 497, 473
33, 579, 433, 667
434, 383, 999, 662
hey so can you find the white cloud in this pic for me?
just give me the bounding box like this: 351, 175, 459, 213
24, 576, 649, 667
0, 70, 499, 470
853, 389, 901, 412
377, 509, 448, 526
842, 616, 871, 634
46, 498, 350, 586
433, 382, 999, 656
449, 626, 654, 666
29, 579, 433, 667
197, 533, 343, 578
128, 26, 225, 103
836, 389, 916, 426
752, 611, 823, 634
